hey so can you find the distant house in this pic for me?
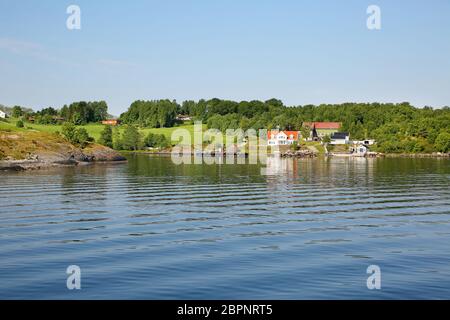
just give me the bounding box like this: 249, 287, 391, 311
176, 114, 192, 121
267, 130, 300, 146
102, 119, 121, 126
330, 132, 350, 145
303, 122, 341, 141
0, 110, 6, 119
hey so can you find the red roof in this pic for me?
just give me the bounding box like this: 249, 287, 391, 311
303, 122, 341, 130
268, 130, 299, 140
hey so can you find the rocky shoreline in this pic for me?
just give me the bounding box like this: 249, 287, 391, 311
0, 131, 126, 171
0, 147, 127, 171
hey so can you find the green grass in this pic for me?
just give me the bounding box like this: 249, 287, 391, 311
140, 124, 204, 141
0, 120, 23, 132
302, 141, 326, 154
1, 118, 202, 143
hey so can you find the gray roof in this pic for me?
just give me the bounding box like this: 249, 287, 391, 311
331, 132, 349, 139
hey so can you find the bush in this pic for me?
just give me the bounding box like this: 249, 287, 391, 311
322, 135, 331, 143
62, 122, 77, 143
121, 125, 142, 150
16, 120, 24, 128
112, 128, 122, 150
435, 132, 450, 153
61, 122, 92, 148
144, 132, 170, 149
290, 141, 299, 151
74, 128, 90, 148
98, 125, 113, 148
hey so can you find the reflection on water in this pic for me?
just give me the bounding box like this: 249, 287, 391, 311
0, 155, 449, 299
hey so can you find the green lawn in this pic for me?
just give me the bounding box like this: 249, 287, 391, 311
0, 120, 22, 132
302, 141, 326, 154
0, 119, 201, 143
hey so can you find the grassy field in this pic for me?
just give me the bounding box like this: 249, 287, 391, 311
301, 141, 326, 154
0, 119, 201, 142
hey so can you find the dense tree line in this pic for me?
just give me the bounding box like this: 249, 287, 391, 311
10, 101, 109, 125
60, 101, 108, 124
6, 98, 450, 153
117, 98, 450, 153
188, 100, 450, 153
120, 100, 178, 128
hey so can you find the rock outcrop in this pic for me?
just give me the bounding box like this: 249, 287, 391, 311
0, 131, 126, 171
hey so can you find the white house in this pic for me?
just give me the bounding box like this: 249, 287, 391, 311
0, 110, 6, 119
267, 130, 300, 146
330, 132, 350, 145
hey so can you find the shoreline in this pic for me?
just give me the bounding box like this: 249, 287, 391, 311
0, 158, 128, 172
125, 150, 450, 158
2, 152, 449, 172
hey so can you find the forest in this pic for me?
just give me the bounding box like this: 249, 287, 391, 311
5, 99, 450, 153
120, 99, 450, 153
10, 101, 109, 125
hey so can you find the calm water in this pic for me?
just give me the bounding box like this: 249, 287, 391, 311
0, 155, 449, 299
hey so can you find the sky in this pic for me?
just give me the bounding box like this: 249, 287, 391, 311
0, 0, 449, 115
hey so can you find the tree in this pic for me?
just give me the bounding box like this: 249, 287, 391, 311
435, 132, 450, 153
98, 125, 113, 148
12, 106, 23, 118
62, 122, 77, 143
322, 135, 331, 143
121, 125, 142, 150
120, 100, 178, 128
112, 128, 122, 150
61, 122, 92, 147
144, 132, 170, 149
300, 126, 310, 140
74, 128, 91, 148
63, 101, 109, 124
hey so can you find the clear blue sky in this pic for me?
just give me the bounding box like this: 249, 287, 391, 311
1, 0, 449, 115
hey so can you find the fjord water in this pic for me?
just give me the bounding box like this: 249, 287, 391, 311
0, 155, 449, 299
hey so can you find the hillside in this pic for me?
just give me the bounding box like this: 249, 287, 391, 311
0, 130, 126, 171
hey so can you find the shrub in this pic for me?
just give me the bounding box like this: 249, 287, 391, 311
112, 128, 122, 150
98, 125, 113, 148
435, 132, 450, 153
16, 120, 24, 128
144, 132, 170, 149
74, 128, 90, 148
121, 125, 142, 150
62, 122, 77, 143
61, 122, 92, 148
